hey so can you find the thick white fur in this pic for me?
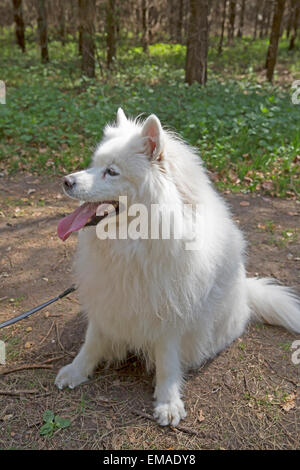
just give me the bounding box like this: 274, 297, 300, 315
55, 109, 300, 426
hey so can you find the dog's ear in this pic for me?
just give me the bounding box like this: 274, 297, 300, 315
116, 108, 127, 126
141, 114, 164, 161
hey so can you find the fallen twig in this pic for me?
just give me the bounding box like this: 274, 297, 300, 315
39, 320, 56, 345
55, 323, 74, 358
0, 389, 40, 395
263, 358, 299, 387
0, 363, 53, 376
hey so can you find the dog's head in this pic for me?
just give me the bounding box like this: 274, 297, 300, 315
57, 109, 167, 241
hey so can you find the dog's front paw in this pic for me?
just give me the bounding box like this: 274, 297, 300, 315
55, 363, 89, 390
153, 399, 186, 427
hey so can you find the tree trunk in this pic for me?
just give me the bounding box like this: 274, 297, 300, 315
135, 6, 140, 40
218, 0, 227, 55
58, 0, 65, 46
78, 0, 82, 55
185, 0, 209, 85
79, 0, 95, 77
253, 0, 260, 39
289, 0, 300, 49
259, 0, 268, 38
36, 0, 49, 63
168, 0, 175, 41
286, 0, 295, 38
237, 0, 245, 38
106, 0, 116, 68
142, 0, 149, 53
264, 0, 273, 37
12, 0, 25, 52
176, 0, 183, 43
266, 0, 285, 81
227, 0, 236, 45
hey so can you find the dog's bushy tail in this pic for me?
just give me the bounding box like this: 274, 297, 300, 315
247, 277, 300, 333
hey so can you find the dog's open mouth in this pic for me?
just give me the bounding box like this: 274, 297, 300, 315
57, 201, 119, 241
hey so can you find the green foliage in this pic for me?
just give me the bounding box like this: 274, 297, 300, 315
0, 28, 299, 197
40, 409, 71, 437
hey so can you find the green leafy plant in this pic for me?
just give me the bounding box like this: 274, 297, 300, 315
40, 410, 71, 437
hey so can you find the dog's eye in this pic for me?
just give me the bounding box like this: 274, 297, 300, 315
105, 167, 119, 177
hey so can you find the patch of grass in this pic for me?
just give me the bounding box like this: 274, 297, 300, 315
279, 342, 292, 352
0, 29, 299, 197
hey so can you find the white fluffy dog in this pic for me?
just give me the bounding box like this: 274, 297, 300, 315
55, 109, 300, 426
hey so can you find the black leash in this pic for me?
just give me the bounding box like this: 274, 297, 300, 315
0, 285, 76, 330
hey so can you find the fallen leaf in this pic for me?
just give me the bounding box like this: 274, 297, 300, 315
198, 409, 205, 422
281, 392, 297, 412
2, 414, 13, 421
240, 201, 250, 207
287, 212, 298, 216
27, 188, 36, 195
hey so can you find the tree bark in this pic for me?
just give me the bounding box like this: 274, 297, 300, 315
266, 0, 286, 81
106, 0, 117, 68
78, 0, 95, 77
237, 0, 245, 38
185, 0, 209, 85
36, 0, 49, 63
289, 0, 300, 49
227, 0, 236, 44
218, 0, 227, 55
12, 0, 25, 52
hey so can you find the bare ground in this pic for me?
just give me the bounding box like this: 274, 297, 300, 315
0, 174, 299, 450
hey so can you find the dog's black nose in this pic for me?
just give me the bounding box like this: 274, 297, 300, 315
63, 175, 76, 190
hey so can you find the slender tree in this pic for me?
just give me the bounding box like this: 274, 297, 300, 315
185, 0, 209, 85
266, 0, 286, 81
135, 3, 141, 40
58, 0, 65, 46
289, 0, 300, 49
176, 0, 183, 43
78, 0, 82, 55
237, 0, 245, 38
168, 0, 175, 41
36, 0, 49, 63
141, 0, 150, 53
218, 0, 227, 55
253, 0, 260, 39
12, 0, 25, 52
78, 0, 95, 77
286, 0, 294, 38
227, 0, 236, 44
260, 0, 268, 38
264, 0, 273, 37
106, 0, 117, 68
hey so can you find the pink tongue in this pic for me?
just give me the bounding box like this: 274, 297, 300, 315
57, 202, 99, 241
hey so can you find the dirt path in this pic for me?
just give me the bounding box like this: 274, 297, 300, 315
0, 175, 299, 450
